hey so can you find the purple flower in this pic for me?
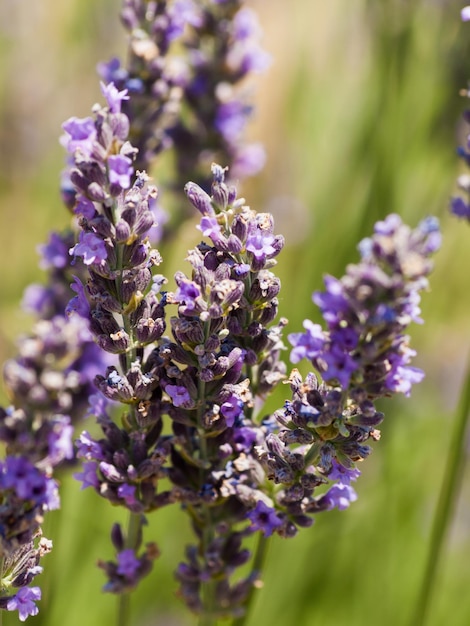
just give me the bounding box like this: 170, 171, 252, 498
198, 215, 223, 243
100, 81, 129, 114
385, 363, 425, 397
450, 196, 470, 220
233, 426, 258, 452
61, 116, 96, 157
322, 483, 358, 511
328, 460, 361, 485
166, 384, 192, 408
288, 320, 325, 364
174, 279, 202, 313
66, 276, 90, 318
21, 284, 55, 316
108, 154, 133, 190
247, 500, 283, 537
47, 417, 74, 464
231, 143, 266, 179
462, 6, 470, 21
75, 196, 97, 219
117, 549, 140, 579
3, 457, 48, 503
246, 229, 276, 262
321, 343, 358, 388
232, 7, 260, 40
215, 101, 250, 144
168, 0, 203, 39
117, 484, 138, 507
6, 587, 41, 622
312, 275, 349, 327
38, 232, 69, 269
76, 431, 105, 461
70, 231, 107, 266
86, 393, 112, 420
74, 461, 100, 490
220, 394, 244, 427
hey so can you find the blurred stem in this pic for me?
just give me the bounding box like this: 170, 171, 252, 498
412, 354, 470, 626
117, 512, 143, 626
232, 534, 270, 626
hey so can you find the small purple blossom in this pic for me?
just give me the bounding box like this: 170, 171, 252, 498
75, 196, 97, 219
321, 343, 358, 388
70, 231, 107, 266
21, 284, 55, 316
47, 417, 74, 464
108, 154, 133, 190
233, 426, 258, 452
450, 196, 470, 220
247, 500, 283, 537
321, 483, 358, 511
220, 395, 244, 427
61, 116, 96, 157
385, 363, 425, 397
215, 101, 251, 143
462, 6, 470, 21
116, 549, 141, 579
198, 215, 223, 242
117, 484, 138, 507
100, 81, 129, 114
312, 275, 349, 327
74, 461, 100, 490
328, 460, 361, 485
288, 320, 325, 363
246, 229, 276, 261
66, 276, 90, 318
38, 232, 69, 269
2, 457, 48, 504
166, 385, 192, 408
76, 431, 105, 461
86, 393, 112, 420
174, 279, 202, 313
231, 143, 266, 179
6, 587, 41, 622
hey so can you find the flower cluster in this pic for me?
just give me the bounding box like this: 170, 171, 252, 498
64, 92, 440, 617
0, 401, 73, 619
98, 0, 269, 193
260, 214, 441, 531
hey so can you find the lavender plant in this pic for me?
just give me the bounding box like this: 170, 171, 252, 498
55, 72, 441, 623
0, 1, 444, 624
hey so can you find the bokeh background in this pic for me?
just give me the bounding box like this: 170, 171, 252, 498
1, 0, 470, 624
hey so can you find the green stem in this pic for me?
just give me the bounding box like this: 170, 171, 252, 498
412, 353, 470, 626
117, 512, 144, 626
232, 534, 270, 626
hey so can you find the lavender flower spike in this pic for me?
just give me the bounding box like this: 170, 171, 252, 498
256, 214, 440, 537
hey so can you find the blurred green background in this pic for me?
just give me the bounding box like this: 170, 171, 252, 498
1, 0, 470, 624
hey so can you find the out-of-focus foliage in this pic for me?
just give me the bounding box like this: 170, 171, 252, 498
1, 1, 469, 624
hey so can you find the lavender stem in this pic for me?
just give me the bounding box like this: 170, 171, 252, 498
232, 534, 269, 626
412, 352, 470, 625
